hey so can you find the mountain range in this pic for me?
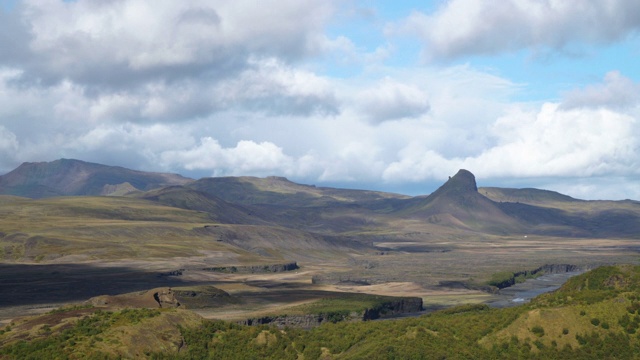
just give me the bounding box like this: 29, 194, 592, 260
1, 158, 639, 244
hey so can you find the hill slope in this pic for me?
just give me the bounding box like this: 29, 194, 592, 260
186, 175, 408, 207
0, 159, 192, 198
133, 186, 268, 225
3, 265, 640, 359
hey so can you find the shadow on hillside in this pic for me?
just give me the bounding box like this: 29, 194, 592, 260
0, 263, 204, 307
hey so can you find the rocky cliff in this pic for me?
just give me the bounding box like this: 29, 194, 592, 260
239, 297, 423, 329
490, 264, 589, 289
362, 297, 424, 320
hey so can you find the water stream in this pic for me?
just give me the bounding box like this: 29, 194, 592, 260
488, 271, 583, 308
375, 270, 584, 321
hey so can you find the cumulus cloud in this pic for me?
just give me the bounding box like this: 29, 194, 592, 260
356, 77, 430, 123
12, 0, 334, 87
383, 102, 639, 183
561, 71, 640, 110
160, 138, 296, 177
395, 0, 640, 60
468, 104, 638, 177
220, 58, 339, 116
81, 58, 338, 123
0, 0, 340, 136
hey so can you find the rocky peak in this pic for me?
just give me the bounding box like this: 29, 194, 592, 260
448, 169, 478, 192
431, 169, 478, 198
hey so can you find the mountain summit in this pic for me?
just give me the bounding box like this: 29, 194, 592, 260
416, 169, 484, 211
430, 169, 478, 198
399, 169, 521, 232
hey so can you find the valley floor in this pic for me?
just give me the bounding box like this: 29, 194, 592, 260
1, 235, 638, 326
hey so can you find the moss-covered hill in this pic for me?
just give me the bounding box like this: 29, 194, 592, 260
3, 265, 640, 359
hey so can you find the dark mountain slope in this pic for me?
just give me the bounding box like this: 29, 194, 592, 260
497, 201, 640, 238
0, 159, 192, 198
186, 175, 408, 207
495, 202, 591, 237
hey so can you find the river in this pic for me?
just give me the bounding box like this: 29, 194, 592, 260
488, 271, 583, 308
374, 270, 584, 321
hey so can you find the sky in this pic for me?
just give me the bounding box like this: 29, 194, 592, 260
0, 0, 639, 200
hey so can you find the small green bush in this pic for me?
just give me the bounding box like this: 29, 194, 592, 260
531, 325, 545, 337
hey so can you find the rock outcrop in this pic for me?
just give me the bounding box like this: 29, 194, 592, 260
239, 297, 423, 329
491, 264, 589, 289
87, 287, 181, 309
172, 286, 236, 309
154, 288, 181, 308
87, 286, 235, 309
362, 297, 424, 320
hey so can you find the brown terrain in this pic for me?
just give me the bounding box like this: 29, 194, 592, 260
0, 159, 639, 327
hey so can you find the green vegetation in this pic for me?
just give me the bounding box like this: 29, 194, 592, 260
487, 269, 543, 289
47, 304, 94, 314
286, 293, 398, 318
0, 308, 162, 359
531, 325, 545, 337
534, 265, 640, 307
6, 265, 640, 358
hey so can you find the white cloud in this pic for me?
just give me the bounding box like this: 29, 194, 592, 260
561, 71, 640, 110
382, 148, 457, 182
395, 0, 640, 60
71, 124, 194, 153
468, 104, 638, 177
355, 77, 430, 123
15, 0, 335, 86
160, 138, 296, 177
540, 177, 640, 201
219, 58, 338, 116
383, 102, 639, 184
76, 58, 338, 123
0, 69, 91, 135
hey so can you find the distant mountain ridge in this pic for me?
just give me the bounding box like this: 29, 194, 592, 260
185, 175, 408, 207
0, 159, 192, 198
1, 159, 639, 239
